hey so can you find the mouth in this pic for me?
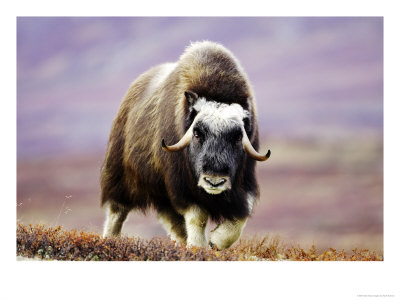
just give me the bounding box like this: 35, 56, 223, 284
198, 174, 231, 195
203, 187, 225, 195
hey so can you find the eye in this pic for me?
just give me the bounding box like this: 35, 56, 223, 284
193, 129, 202, 140
230, 131, 242, 145
235, 133, 243, 144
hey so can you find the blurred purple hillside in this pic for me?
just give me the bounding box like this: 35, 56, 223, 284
17, 17, 383, 251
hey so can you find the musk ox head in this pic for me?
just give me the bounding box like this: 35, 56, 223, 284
162, 91, 270, 195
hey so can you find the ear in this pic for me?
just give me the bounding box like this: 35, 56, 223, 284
184, 90, 198, 106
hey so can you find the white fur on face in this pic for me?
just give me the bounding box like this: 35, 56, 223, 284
197, 174, 231, 195
191, 99, 249, 195
193, 98, 249, 136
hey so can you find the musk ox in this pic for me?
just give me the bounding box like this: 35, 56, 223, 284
100, 41, 270, 250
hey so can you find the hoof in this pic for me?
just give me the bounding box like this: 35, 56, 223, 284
209, 241, 218, 250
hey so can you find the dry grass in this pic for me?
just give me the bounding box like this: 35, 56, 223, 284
16, 223, 383, 261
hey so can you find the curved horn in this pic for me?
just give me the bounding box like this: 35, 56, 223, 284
242, 130, 271, 161
161, 124, 194, 152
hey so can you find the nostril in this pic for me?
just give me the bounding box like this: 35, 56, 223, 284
204, 177, 213, 185
204, 177, 226, 187
215, 178, 226, 186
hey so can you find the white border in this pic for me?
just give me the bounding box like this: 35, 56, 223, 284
2, 1, 399, 300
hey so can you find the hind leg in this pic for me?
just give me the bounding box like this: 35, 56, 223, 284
157, 208, 187, 244
103, 202, 130, 238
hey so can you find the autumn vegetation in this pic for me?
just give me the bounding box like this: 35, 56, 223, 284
16, 223, 383, 261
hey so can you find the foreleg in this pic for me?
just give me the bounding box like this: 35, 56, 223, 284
209, 218, 247, 250
183, 206, 208, 247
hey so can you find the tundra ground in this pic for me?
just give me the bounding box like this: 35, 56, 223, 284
16, 223, 382, 261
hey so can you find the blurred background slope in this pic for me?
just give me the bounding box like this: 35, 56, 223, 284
17, 17, 383, 251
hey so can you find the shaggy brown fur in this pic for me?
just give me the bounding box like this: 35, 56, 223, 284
100, 41, 260, 242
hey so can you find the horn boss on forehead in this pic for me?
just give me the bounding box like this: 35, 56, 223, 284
162, 98, 271, 161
